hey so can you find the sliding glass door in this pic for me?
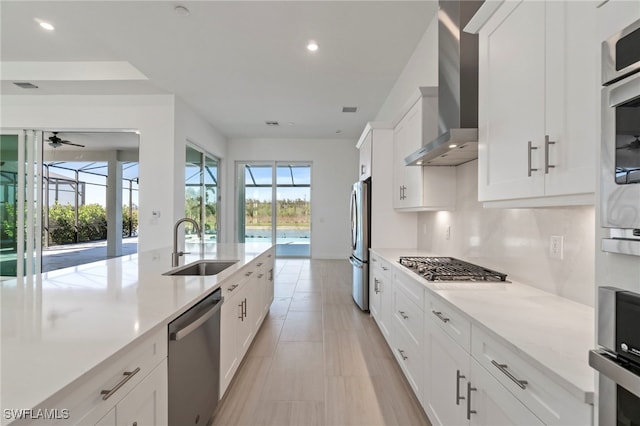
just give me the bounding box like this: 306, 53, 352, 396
185, 145, 219, 242
0, 130, 42, 279
237, 162, 311, 257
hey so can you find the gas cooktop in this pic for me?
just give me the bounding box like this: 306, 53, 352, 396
398, 256, 508, 282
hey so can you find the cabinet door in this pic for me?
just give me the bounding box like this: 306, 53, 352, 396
369, 264, 382, 320
116, 359, 168, 426
94, 408, 116, 426
469, 358, 544, 426
220, 288, 241, 396
236, 280, 255, 359
359, 130, 372, 180
378, 264, 394, 342
543, 0, 595, 198
425, 321, 469, 426
401, 100, 425, 208
393, 117, 409, 209
478, 0, 546, 201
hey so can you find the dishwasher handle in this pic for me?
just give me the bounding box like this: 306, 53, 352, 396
170, 295, 224, 341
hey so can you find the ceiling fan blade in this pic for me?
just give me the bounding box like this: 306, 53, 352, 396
60, 140, 85, 148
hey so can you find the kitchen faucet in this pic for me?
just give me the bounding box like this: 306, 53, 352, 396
172, 217, 201, 267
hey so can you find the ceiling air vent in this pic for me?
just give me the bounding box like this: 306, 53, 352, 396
265, 121, 279, 126
13, 82, 39, 89
342, 106, 358, 113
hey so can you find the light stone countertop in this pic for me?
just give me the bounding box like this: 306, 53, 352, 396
371, 248, 595, 404
0, 242, 273, 420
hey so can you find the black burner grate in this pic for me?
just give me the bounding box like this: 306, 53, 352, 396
398, 256, 507, 282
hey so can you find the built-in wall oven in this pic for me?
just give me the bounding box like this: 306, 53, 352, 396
590, 287, 640, 425
601, 17, 640, 256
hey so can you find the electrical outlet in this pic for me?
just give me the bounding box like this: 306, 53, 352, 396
550, 235, 564, 260
445, 225, 451, 241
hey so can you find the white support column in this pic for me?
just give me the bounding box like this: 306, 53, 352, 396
106, 153, 123, 257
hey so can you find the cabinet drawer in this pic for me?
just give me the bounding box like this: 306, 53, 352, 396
394, 270, 425, 308
392, 315, 423, 397
371, 254, 393, 276
37, 327, 168, 426
428, 296, 471, 352
471, 325, 591, 426
393, 285, 423, 346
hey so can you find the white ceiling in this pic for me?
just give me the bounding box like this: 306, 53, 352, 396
1, 1, 437, 140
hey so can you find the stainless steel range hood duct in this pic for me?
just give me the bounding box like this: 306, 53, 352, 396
405, 0, 482, 166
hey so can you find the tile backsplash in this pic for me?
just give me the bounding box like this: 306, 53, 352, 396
417, 160, 595, 307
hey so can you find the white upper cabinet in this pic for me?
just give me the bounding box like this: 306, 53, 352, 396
358, 130, 373, 180
471, 0, 597, 207
393, 88, 457, 211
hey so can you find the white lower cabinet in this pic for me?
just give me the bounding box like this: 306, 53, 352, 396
469, 358, 543, 426
369, 254, 394, 342
220, 249, 275, 397
425, 319, 469, 426
95, 359, 168, 426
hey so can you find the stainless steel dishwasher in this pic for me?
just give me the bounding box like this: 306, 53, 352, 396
168, 288, 223, 426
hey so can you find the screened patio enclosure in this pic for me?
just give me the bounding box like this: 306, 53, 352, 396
0, 130, 139, 278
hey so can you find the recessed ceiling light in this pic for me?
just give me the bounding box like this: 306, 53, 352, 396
36, 19, 55, 31
342, 106, 358, 113
416, 161, 423, 165
287, 122, 295, 126
307, 40, 319, 52
174, 5, 191, 16
449, 144, 458, 148
335, 130, 342, 134
265, 121, 279, 126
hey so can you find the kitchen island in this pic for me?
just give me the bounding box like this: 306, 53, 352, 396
1, 242, 273, 425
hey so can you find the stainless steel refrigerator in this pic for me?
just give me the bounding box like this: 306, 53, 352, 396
349, 179, 370, 311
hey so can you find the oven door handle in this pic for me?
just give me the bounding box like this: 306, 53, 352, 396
589, 350, 640, 398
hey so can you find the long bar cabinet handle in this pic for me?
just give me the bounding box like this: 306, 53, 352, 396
544, 135, 556, 174
101, 367, 141, 400
491, 360, 529, 389
432, 310, 450, 323
397, 349, 408, 360
527, 141, 538, 177
456, 370, 466, 405
467, 382, 477, 420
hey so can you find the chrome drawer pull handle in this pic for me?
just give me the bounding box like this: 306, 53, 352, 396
382, 266, 389, 271
227, 284, 239, 292
245, 271, 253, 277
257, 262, 263, 267
101, 367, 141, 400
258, 274, 264, 278
432, 310, 450, 323
456, 370, 466, 405
374, 278, 380, 294
491, 360, 528, 389
398, 311, 409, 320
467, 382, 477, 420
397, 349, 408, 360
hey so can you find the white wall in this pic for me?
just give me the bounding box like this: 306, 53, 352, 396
1, 94, 202, 252
226, 138, 358, 259
375, 13, 438, 123
418, 161, 595, 306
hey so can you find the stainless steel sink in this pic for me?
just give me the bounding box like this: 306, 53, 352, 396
163, 260, 239, 276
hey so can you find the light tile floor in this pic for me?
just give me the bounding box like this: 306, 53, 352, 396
212, 259, 431, 426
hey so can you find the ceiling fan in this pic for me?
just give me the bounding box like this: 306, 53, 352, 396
48, 132, 85, 148
617, 136, 640, 151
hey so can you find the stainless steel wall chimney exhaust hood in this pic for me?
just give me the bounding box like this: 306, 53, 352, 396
405, 0, 482, 166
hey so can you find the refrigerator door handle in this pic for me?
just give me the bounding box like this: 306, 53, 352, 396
350, 188, 358, 251
349, 255, 363, 268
